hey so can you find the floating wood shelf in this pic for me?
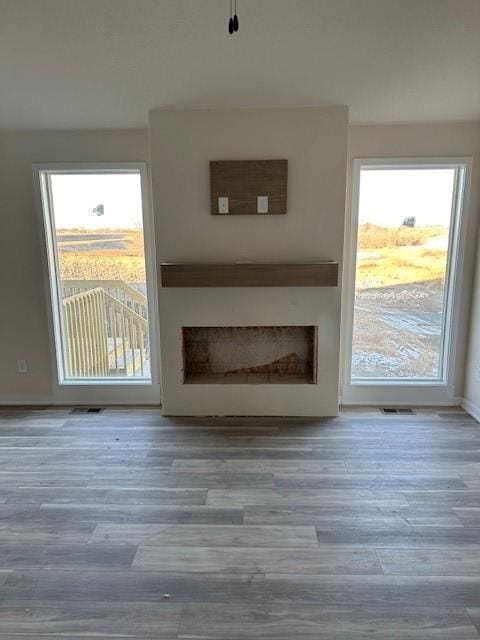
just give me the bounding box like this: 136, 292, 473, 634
160, 262, 339, 288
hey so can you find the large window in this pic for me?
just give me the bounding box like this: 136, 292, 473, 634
36, 165, 156, 384
345, 159, 468, 395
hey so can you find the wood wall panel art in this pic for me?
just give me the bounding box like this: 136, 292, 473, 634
210, 159, 287, 215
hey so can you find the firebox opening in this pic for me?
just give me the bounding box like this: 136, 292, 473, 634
183, 326, 317, 384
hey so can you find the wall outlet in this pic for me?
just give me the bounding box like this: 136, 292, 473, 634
218, 196, 229, 214
17, 359, 28, 373
257, 195, 269, 213
476, 366, 480, 383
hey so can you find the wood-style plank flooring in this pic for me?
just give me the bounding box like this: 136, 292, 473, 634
0, 406, 479, 639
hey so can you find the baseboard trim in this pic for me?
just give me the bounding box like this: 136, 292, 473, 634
460, 397, 480, 423
0, 396, 53, 406
341, 400, 459, 407
0, 396, 161, 407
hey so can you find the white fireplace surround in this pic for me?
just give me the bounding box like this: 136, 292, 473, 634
158, 287, 340, 415
150, 107, 348, 416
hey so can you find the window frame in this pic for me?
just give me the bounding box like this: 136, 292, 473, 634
33, 162, 161, 401
342, 157, 472, 405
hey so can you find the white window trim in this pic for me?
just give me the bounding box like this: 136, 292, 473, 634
342, 156, 472, 406
33, 162, 162, 405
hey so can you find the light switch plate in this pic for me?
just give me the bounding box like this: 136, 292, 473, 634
218, 197, 229, 214
257, 195, 269, 214
17, 359, 28, 373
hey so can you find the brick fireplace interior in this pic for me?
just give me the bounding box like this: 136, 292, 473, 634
183, 326, 317, 384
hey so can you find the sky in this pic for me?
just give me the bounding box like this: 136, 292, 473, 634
359, 168, 455, 228
50, 173, 143, 230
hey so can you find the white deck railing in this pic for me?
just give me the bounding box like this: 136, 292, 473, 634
62, 282, 149, 378
62, 280, 148, 319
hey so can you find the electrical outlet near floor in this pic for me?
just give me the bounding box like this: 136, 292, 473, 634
17, 359, 28, 373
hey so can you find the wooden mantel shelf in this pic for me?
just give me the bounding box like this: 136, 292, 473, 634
160, 262, 339, 288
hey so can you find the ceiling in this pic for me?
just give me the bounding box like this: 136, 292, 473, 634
1, 0, 480, 130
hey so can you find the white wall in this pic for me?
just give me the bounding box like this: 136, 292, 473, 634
343, 123, 480, 405
1, 120, 479, 413
464, 231, 480, 419
0, 129, 150, 403
149, 107, 349, 415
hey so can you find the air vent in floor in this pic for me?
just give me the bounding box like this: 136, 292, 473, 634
70, 407, 104, 414
381, 408, 416, 415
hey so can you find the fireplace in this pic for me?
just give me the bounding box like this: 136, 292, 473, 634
183, 326, 317, 384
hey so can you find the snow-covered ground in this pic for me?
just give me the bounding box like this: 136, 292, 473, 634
423, 234, 449, 249
352, 281, 444, 379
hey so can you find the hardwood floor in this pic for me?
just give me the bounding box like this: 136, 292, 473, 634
0, 406, 479, 638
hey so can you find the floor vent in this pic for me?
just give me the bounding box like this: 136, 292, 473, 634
381, 408, 416, 415
70, 407, 104, 414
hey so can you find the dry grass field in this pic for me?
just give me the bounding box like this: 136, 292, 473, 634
358, 222, 446, 249
55, 225, 448, 291
352, 224, 450, 379
356, 224, 448, 290
56, 228, 146, 283
356, 245, 448, 290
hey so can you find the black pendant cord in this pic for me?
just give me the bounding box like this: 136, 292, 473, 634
233, 0, 239, 32
228, 0, 239, 34
228, 0, 234, 34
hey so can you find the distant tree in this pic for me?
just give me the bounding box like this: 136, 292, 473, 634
92, 204, 104, 217
402, 216, 416, 228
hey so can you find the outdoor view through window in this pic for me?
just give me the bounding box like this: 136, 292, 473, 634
47, 171, 151, 380
352, 167, 457, 380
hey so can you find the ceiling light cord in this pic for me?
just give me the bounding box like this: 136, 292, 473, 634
233, 0, 239, 32
228, 0, 239, 34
